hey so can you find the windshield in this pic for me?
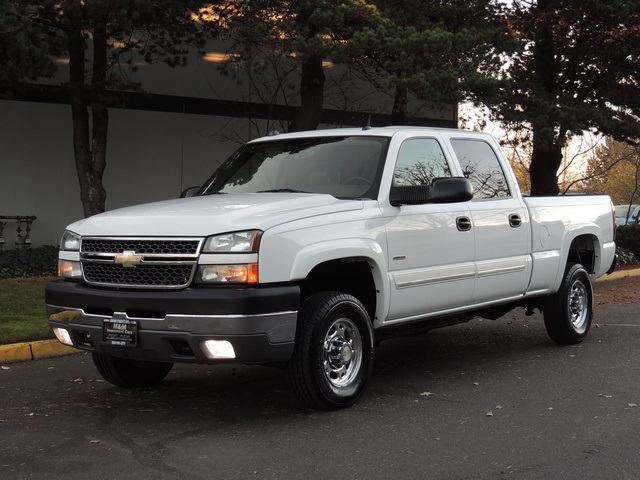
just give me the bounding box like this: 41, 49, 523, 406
199, 136, 390, 200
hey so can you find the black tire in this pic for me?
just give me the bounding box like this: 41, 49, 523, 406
543, 263, 593, 345
286, 292, 374, 410
92, 352, 174, 388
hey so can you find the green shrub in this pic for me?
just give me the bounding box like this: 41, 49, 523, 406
616, 246, 637, 266
0, 245, 58, 278
616, 224, 640, 265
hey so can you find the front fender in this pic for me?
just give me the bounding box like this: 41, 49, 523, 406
288, 238, 385, 279
289, 238, 391, 326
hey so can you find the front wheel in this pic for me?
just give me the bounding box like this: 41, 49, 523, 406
286, 292, 374, 410
92, 352, 174, 388
543, 263, 593, 345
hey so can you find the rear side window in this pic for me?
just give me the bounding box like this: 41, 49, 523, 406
451, 139, 510, 199
393, 138, 451, 186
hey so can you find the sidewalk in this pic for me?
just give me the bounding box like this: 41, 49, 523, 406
2, 268, 639, 365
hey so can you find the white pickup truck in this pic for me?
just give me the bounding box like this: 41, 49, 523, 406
46, 126, 617, 410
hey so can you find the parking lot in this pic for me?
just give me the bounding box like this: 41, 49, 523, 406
2, 278, 639, 479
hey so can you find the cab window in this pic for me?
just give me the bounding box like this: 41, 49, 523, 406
450, 139, 510, 199
393, 138, 451, 186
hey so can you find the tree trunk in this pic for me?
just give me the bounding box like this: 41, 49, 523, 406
529, 121, 564, 196
390, 85, 408, 125
528, 0, 563, 197
289, 55, 325, 132
68, 23, 108, 218
90, 24, 108, 214
529, 145, 563, 196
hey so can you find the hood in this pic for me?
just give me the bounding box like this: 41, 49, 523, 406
67, 193, 363, 237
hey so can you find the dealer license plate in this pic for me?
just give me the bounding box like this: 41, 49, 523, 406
102, 318, 138, 347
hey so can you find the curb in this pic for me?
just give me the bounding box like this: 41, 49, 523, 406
0, 339, 77, 364
595, 268, 640, 282
2, 268, 640, 365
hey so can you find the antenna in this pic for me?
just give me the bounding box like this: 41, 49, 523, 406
362, 116, 372, 130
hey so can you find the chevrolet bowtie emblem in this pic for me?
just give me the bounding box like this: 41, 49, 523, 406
114, 251, 144, 268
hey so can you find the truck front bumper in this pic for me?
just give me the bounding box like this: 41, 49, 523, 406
45, 280, 299, 364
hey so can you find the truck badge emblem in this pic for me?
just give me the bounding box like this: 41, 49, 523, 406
114, 251, 144, 267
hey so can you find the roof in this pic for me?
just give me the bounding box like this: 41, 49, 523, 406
248, 126, 493, 143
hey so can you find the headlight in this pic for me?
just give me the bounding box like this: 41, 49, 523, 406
203, 231, 262, 253
198, 231, 262, 284
60, 231, 81, 251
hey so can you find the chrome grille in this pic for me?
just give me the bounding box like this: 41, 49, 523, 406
82, 239, 200, 255
80, 237, 203, 289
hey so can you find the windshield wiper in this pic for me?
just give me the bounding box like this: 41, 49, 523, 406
202, 191, 227, 195
256, 189, 310, 193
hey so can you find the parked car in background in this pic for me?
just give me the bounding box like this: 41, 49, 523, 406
615, 204, 640, 226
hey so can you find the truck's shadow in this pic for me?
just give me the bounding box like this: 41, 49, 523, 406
77, 314, 570, 421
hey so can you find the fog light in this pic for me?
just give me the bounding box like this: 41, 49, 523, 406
53, 327, 73, 346
203, 340, 236, 359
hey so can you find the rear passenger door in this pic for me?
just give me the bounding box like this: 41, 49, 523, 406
384, 137, 475, 321
449, 138, 532, 304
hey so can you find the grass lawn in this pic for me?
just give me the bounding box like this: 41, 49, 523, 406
0, 277, 56, 345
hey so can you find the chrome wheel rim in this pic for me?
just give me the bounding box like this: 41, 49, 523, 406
323, 317, 362, 388
568, 279, 589, 332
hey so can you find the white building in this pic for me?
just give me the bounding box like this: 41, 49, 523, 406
0, 44, 456, 248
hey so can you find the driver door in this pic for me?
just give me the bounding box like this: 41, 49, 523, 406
384, 137, 475, 322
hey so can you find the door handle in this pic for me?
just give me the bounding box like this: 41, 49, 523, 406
457, 216, 472, 231
509, 214, 522, 228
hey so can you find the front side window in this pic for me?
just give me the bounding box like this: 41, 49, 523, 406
393, 138, 451, 186
451, 139, 510, 199
200, 136, 389, 200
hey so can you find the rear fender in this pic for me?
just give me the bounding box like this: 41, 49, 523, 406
552, 225, 603, 292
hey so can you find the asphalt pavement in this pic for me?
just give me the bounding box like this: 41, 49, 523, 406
2, 286, 640, 479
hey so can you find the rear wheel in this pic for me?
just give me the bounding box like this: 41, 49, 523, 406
92, 352, 174, 388
543, 263, 593, 344
286, 292, 374, 410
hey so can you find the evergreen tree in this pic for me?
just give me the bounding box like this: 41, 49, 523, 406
216, 0, 382, 132
0, 1, 55, 81
495, 0, 640, 196
217, 0, 512, 129
348, 0, 514, 124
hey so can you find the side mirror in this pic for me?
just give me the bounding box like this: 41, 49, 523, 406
429, 177, 474, 203
180, 186, 201, 198
390, 177, 473, 206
